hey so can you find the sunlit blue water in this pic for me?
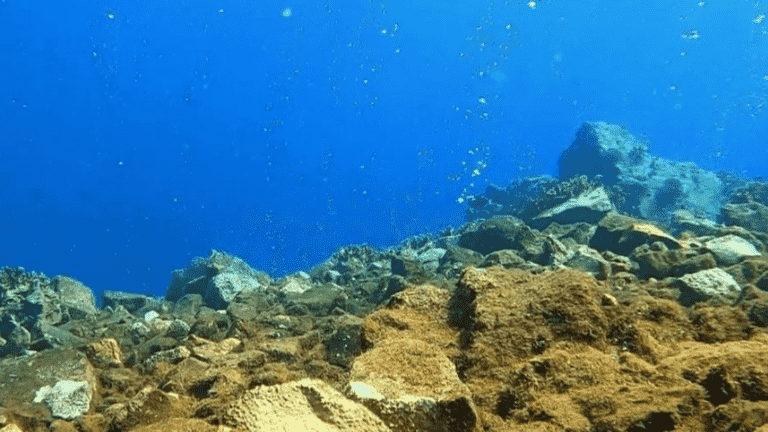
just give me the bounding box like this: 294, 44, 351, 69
1, 0, 766, 302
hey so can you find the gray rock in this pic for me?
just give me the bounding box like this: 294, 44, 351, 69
206, 273, 263, 310
677, 268, 742, 306
558, 122, 724, 224
565, 245, 611, 280
671, 210, 722, 237
165, 250, 271, 305
722, 202, 768, 234
144, 346, 191, 373
479, 250, 527, 270
52, 277, 98, 320
166, 319, 191, 339
415, 248, 447, 273
34, 380, 92, 420
278, 276, 313, 295
532, 187, 615, 229
102, 291, 152, 313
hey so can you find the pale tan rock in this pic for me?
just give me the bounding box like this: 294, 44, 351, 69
0, 424, 23, 432
84, 339, 123, 369
105, 386, 195, 431
225, 378, 390, 432
190, 336, 243, 361
132, 418, 243, 432
348, 338, 477, 432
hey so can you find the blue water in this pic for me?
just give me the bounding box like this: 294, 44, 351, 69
2, 0, 766, 302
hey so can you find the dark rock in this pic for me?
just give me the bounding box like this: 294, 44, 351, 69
437, 246, 483, 279
290, 284, 350, 316
173, 293, 204, 322
479, 250, 527, 270
458, 216, 537, 256
722, 202, 768, 234
102, 291, 152, 313
591, 212, 683, 257
391, 256, 428, 283
324, 315, 363, 368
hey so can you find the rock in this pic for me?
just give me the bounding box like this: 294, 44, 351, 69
704, 235, 762, 265
166, 250, 271, 308
671, 210, 722, 237
33, 380, 92, 420
225, 378, 391, 432
559, 121, 648, 185
633, 244, 717, 279
479, 249, 529, 270
105, 386, 196, 432
458, 216, 534, 256
348, 338, 477, 432
324, 316, 363, 369
676, 268, 743, 306
277, 275, 313, 294
102, 291, 153, 313
414, 247, 446, 273
52, 277, 98, 320
591, 212, 683, 256
722, 203, 768, 236
390, 256, 429, 283
436, 246, 483, 279
565, 245, 612, 280
0, 348, 97, 420
83, 338, 124, 369
206, 273, 262, 310
0, 268, 98, 356
558, 121, 724, 225
532, 186, 615, 230
165, 319, 191, 340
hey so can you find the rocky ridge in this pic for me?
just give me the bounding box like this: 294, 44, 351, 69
2, 122, 768, 431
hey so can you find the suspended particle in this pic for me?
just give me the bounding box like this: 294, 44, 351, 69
282, 8, 292, 18
528, 2, 536, 10
681, 30, 699, 39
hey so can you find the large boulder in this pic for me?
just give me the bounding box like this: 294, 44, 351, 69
558, 121, 726, 225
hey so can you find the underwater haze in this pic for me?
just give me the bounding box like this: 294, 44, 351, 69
1, 0, 766, 302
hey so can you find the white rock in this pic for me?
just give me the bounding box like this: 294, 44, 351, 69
704, 235, 761, 265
